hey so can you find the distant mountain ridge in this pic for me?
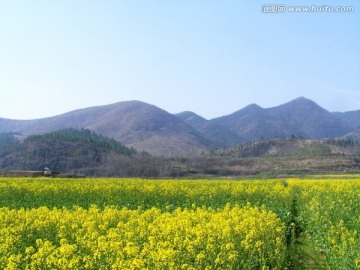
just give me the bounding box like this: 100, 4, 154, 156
180, 97, 358, 146
0, 101, 213, 157
0, 97, 360, 156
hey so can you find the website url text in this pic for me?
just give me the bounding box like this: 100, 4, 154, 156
261, 5, 355, 13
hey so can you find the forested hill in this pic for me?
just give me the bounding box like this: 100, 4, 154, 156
25, 128, 136, 156
0, 129, 141, 175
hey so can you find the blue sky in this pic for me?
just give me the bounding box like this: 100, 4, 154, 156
0, 0, 359, 120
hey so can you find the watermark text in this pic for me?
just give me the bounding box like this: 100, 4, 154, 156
261, 5, 355, 13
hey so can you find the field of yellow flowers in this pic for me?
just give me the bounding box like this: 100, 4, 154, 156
0, 177, 359, 269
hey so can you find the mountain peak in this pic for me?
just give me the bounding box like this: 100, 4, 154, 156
175, 111, 208, 130
242, 103, 263, 111
293, 96, 308, 101
229, 103, 264, 117
268, 97, 351, 137
290, 96, 318, 105
271, 97, 326, 113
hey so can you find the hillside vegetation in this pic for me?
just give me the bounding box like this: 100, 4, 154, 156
212, 137, 360, 158
0, 129, 153, 176
0, 132, 19, 148
188, 138, 360, 176
0, 130, 359, 177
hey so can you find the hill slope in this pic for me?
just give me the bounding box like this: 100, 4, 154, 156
211, 137, 360, 158
175, 111, 208, 129
0, 132, 20, 149
0, 101, 212, 157
176, 111, 244, 146
211, 104, 306, 141
335, 110, 360, 131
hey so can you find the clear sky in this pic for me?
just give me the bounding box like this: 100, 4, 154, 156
0, 0, 359, 120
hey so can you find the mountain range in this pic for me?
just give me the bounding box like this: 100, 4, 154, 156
1, 97, 359, 156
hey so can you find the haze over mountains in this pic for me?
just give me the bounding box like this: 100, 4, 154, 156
0, 97, 359, 156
